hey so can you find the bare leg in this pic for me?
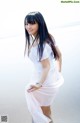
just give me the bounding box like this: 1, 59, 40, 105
32, 106, 53, 123
41, 106, 53, 123
41, 106, 51, 118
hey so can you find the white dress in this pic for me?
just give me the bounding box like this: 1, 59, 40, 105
25, 43, 64, 123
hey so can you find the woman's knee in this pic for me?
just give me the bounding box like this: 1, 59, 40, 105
41, 106, 51, 116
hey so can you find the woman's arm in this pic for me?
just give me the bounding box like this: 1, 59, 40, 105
56, 46, 62, 72
39, 58, 50, 84
27, 58, 50, 92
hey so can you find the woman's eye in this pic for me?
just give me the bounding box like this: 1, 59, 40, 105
25, 23, 28, 25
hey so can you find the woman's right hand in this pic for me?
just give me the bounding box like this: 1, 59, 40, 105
27, 83, 42, 92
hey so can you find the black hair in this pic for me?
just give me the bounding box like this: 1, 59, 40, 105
24, 11, 59, 61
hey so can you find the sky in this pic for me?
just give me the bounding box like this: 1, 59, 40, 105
0, 0, 80, 38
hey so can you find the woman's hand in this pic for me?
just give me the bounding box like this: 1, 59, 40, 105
27, 83, 42, 92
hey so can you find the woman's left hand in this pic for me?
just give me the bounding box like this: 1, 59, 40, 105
27, 83, 42, 92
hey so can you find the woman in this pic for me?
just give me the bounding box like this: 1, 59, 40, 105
24, 11, 64, 123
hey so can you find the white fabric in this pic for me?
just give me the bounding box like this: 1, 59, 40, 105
25, 43, 64, 123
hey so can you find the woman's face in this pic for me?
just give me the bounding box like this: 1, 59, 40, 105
25, 22, 39, 37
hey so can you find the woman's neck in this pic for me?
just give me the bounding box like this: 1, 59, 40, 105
30, 35, 39, 47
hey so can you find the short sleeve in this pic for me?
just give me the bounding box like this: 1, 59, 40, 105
39, 44, 52, 61
41, 46, 49, 61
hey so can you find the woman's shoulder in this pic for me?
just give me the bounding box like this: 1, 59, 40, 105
44, 42, 51, 48
44, 43, 52, 53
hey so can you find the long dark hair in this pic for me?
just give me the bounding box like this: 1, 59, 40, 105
24, 11, 59, 61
